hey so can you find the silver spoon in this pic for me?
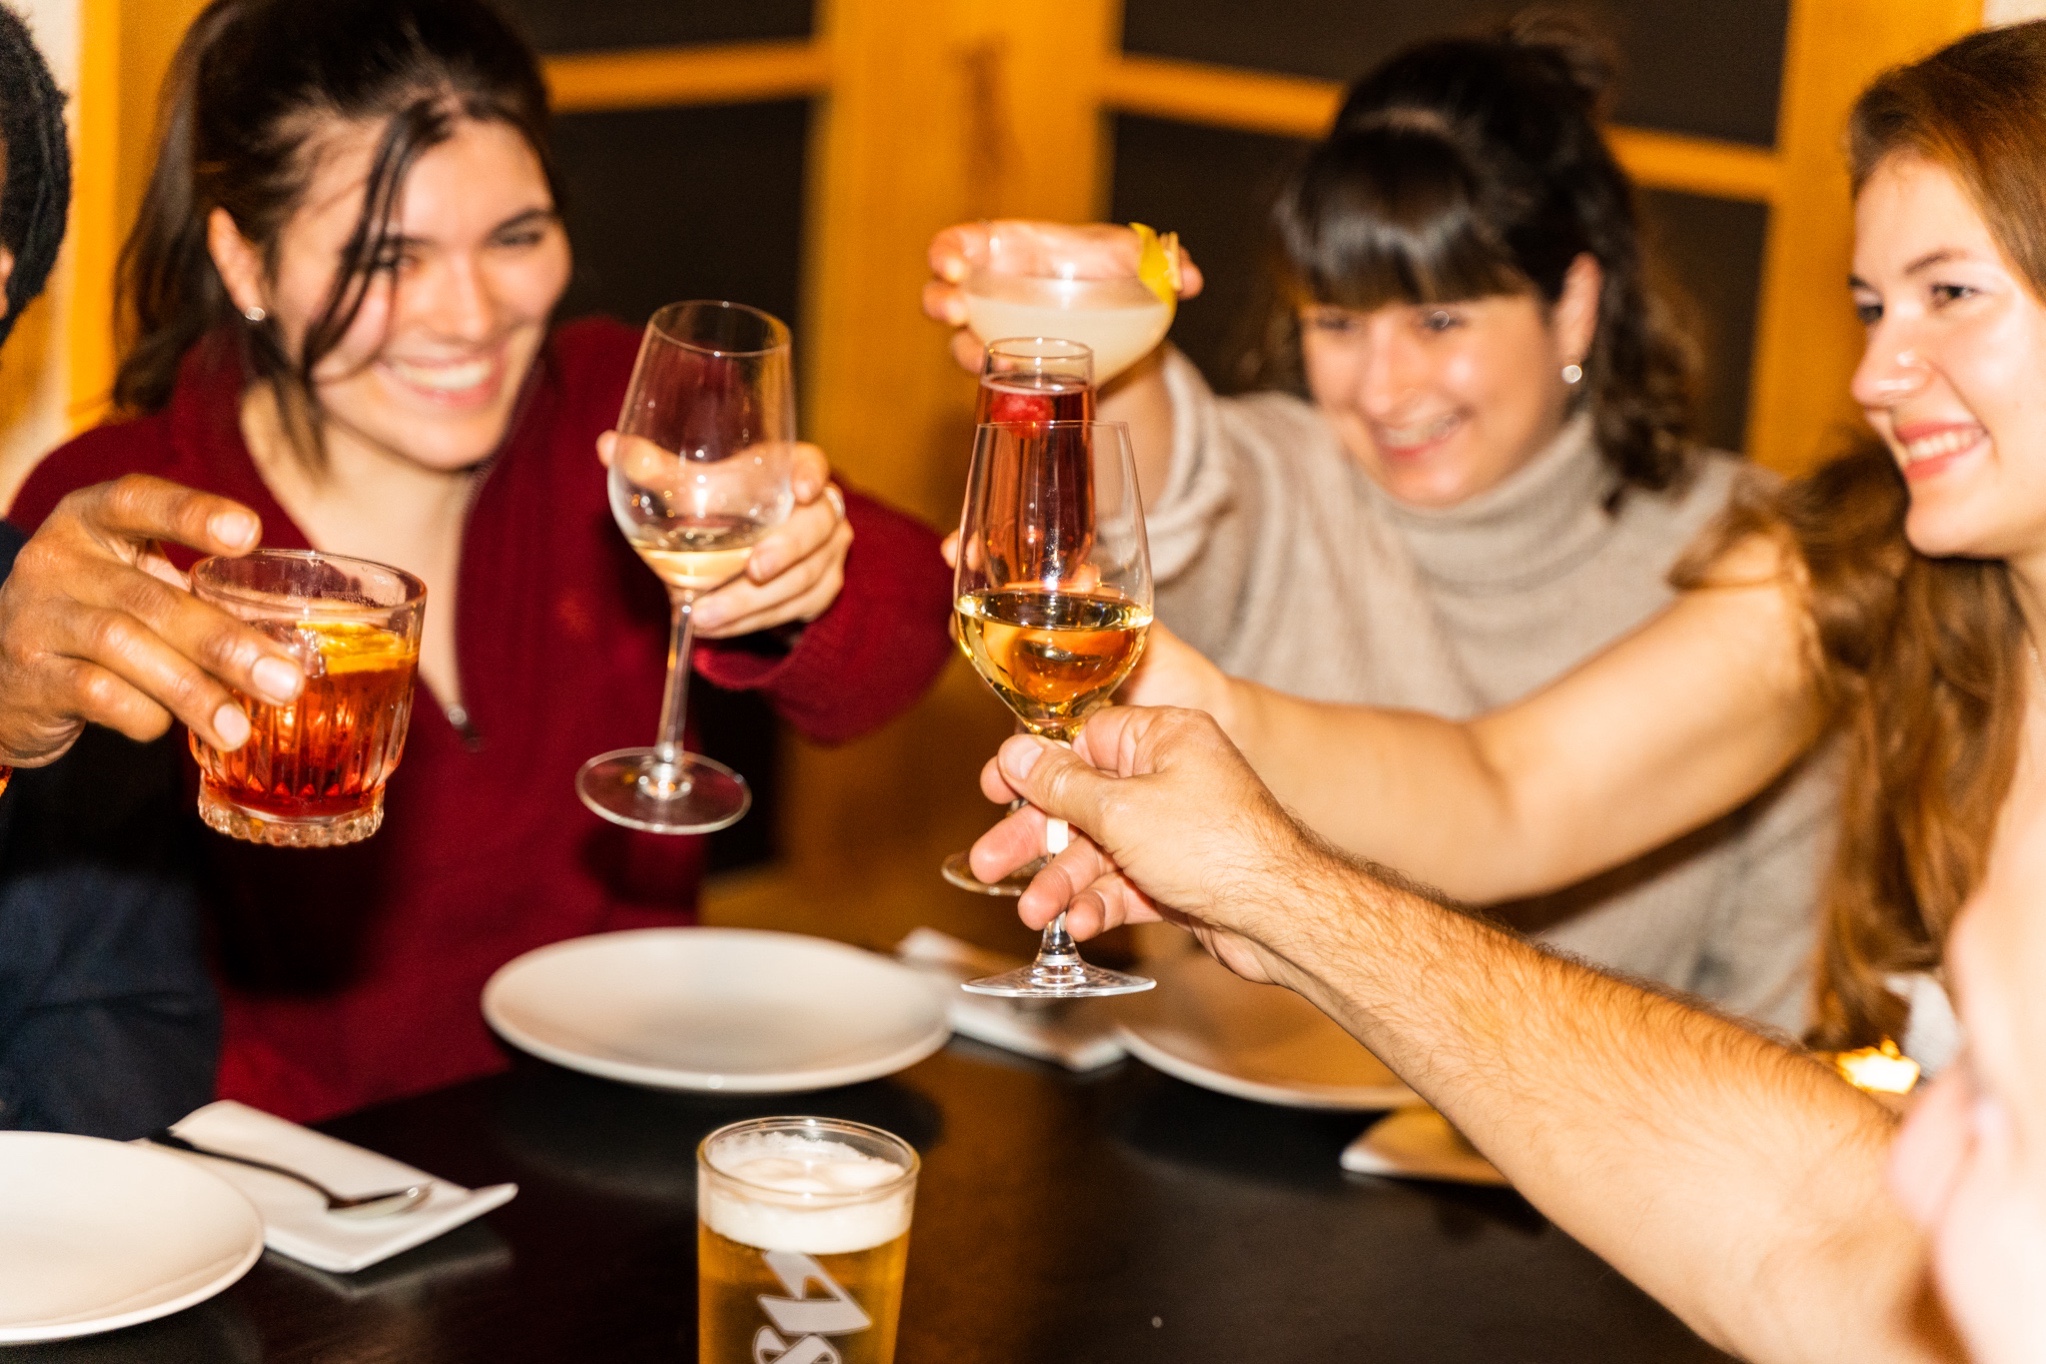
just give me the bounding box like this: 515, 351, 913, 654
149, 1129, 432, 1218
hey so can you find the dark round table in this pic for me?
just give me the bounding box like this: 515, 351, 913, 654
8, 1037, 1731, 1362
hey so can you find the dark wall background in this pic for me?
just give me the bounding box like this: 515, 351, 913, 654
494, 0, 813, 52
548, 101, 809, 336
1107, 0, 1786, 456
1120, 0, 1789, 146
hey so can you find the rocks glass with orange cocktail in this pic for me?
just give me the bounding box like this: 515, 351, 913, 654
188, 548, 425, 848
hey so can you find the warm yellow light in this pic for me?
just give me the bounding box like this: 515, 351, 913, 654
1832, 1038, 1921, 1096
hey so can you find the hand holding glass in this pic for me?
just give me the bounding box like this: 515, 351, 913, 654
577, 301, 796, 835
954, 420, 1155, 996
960, 225, 1176, 382
188, 549, 424, 848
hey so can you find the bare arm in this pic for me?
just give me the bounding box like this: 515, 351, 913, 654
1121, 535, 1829, 901
972, 710, 1957, 1364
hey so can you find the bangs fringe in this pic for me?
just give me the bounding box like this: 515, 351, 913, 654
1274, 125, 1529, 312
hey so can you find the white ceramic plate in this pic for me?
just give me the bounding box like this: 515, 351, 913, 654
1116, 950, 1417, 1110
1341, 1106, 1508, 1186
483, 927, 953, 1092
0, 1133, 264, 1343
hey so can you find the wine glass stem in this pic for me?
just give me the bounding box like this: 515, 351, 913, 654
1040, 912, 1080, 962
1037, 815, 1075, 960
652, 593, 699, 782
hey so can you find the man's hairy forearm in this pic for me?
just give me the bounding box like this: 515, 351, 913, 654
1243, 844, 1955, 1364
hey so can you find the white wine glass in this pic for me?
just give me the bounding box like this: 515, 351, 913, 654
577, 301, 796, 835
941, 338, 1096, 898
954, 420, 1155, 997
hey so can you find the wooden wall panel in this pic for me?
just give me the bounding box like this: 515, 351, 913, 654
1745, 0, 1982, 474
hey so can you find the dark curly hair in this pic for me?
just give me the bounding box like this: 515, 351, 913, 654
0, 2, 71, 348
1250, 8, 1699, 499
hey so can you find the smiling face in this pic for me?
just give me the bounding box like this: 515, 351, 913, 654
1851, 156, 2046, 567
1297, 254, 1601, 508
213, 113, 570, 474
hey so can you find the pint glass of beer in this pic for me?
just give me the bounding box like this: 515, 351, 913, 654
697, 1116, 919, 1364
189, 549, 425, 848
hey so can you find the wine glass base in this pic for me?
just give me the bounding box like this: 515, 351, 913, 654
198, 785, 384, 848
576, 748, 750, 835
939, 849, 1048, 898
961, 954, 1155, 998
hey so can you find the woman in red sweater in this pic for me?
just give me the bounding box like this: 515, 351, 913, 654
7, 0, 954, 1122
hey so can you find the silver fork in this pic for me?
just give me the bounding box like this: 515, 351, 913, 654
149, 1129, 432, 1218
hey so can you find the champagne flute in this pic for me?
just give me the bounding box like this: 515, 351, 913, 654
973, 336, 1095, 425
577, 301, 797, 835
954, 420, 1155, 997
942, 339, 1097, 897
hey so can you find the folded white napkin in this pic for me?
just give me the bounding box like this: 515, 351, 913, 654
895, 928, 1126, 1071
154, 1101, 517, 1273
1341, 1106, 1508, 1187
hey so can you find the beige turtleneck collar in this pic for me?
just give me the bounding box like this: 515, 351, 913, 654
1372, 411, 1619, 595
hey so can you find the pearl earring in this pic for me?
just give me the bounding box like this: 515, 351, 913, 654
243, 305, 267, 323
1561, 362, 1584, 385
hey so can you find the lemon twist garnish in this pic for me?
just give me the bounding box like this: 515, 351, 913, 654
1131, 223, 1181, 313
294, 620, 417, 674
1832, 1038, 1921, 1095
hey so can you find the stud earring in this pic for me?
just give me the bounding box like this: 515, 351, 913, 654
243, 305, 267, 323
1561, 362, 1584, 385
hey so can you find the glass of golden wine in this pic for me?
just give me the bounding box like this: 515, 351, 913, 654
188, 548, 424, 848
954, 420, 1155, 996
577, 301, 796, 835
940, 338, 1097, 898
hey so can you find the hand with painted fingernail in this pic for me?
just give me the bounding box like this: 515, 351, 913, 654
0, 474, 304, 766
691, 443, 853, 639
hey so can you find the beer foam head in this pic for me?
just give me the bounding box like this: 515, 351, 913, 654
700, 1131, 914, 1255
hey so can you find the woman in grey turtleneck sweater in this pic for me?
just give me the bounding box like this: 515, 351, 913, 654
927, 19, 1832, 1033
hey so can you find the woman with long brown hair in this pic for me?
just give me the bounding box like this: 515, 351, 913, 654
1040, 20, 2046, 1071
4, 0, 953, 1123
927, 14, 1831, 1029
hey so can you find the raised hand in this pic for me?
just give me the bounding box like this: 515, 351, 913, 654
923, 220, 1203, 375
967, 705, 1319, 986
596, 433, 852, 638
0, 474, 305, 766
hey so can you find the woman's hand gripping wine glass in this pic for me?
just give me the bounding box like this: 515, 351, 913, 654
954, 419, 1155, 996
578, 301, 796, 835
